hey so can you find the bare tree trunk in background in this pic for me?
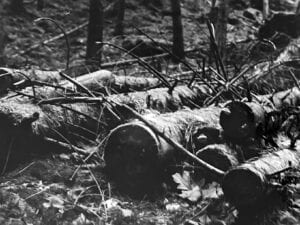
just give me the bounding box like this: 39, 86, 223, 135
0, 30, 6, 66
170, 0, 185, 61
0, 6, 7, 66
37, 0, 45, 10
114, 0, 125, 36
86, 0, 103, 65
10, 0, 25, 13
262, 0, 269, 19
210, 0, 228, 60
296, 0, 300, 14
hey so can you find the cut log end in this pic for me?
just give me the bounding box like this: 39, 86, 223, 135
222, 167, 265, 207
220, 101, 265, 139
104, 122, 162, 191
196, 144, 238, 171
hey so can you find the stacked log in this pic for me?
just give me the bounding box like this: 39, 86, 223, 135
222, 148, 300, 207
0, 68, 215, 173
104, 107, 222, 192
220, 87, 300, 140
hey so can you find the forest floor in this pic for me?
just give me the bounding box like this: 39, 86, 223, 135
1, 0, 300, 224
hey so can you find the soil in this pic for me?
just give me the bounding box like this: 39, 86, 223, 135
1, 0, 300, 224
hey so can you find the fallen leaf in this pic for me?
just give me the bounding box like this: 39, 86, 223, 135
173, 171, 202, 202
179, 185, 201, 202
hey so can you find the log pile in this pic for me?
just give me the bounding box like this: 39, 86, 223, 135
1, 58, 300, 209
222, 148, 300, 207
220, 87, 300, 140
0, 67, 214, 173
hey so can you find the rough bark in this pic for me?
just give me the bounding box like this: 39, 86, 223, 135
104, 107, 222, 192
170, 0, 185, 60
86, 0, 103, 64
222, 148, 300, 207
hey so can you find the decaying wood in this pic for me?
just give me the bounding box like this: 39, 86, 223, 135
222, 148, 300, 207
220, 87, 300, 140
104, 106, 223, 191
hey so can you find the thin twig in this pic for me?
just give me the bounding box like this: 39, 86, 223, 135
1, 137, 15, 175
34, 17, 70, 70
99, 42, 171, 88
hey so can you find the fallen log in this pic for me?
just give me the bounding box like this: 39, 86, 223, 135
246, 37, 300, 93
0, 95, 103, 173
0, 68, 162, 94
39, 83, 214, 126
222, 148, 300, 207
220, 87, 300, 140
0, 78, 214, 172
104, 106, 222, 192
0, 67, 61, 89
109, 84, 212, 113
61, 70, 161, 94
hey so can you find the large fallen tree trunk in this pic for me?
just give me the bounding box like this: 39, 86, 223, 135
108, 84, 213, 114
104, 106, 222, 193
220, 87, 300, 140
0, 68, 162, 94
222, 148, 300, 207
39, 83, 214, 128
